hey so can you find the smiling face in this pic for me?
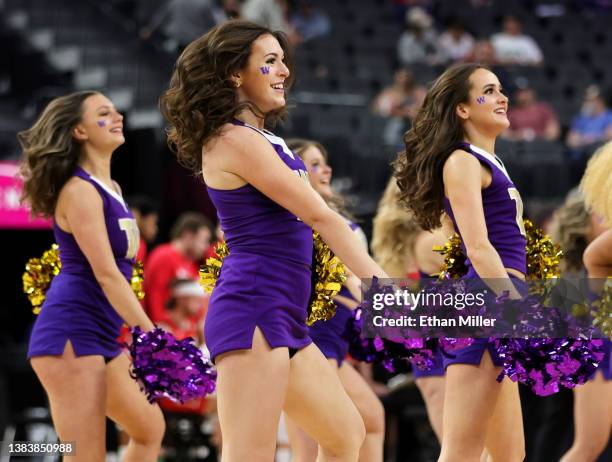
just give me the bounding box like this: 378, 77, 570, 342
456, 68, 509, 135
235, 34, 290, 114
301, 144, 333, 199
72, 93, 124, 151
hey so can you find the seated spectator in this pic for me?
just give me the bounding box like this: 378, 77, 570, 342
438, 18, 474, 63
371, 68, 426, 119
144, 212, 212, 324
397, 7, 440, 66
127, 195, 159, 264
504, 79, 560, 141
567, 85, 612, 151
158, 278, 207, 344
290, 0, 331, 43
491, 15, 543, 66
467, 39, 514, 94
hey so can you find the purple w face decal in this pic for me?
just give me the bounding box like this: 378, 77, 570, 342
477, 96, 485, 104
260, 66, 270, 75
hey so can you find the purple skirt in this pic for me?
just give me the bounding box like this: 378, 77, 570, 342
28, 273, 124, 360
414, 349, 446, 378
309, 302, 352, 367
592, 339, 612, 381
205, 252, 312, 362
443, 267, 526, 369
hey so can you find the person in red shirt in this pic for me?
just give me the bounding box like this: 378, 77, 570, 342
157, 278, 207, 344
144, 212, 212, 324
127, 195, 159, 264
503, 80, 560, 141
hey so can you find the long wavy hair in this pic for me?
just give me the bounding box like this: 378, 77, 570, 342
286, 138, 354, 220
18, 90, 98, 217
550, 190, 591, 273
580, 140, 612, 226
393, 63, 486, 230
160, 19, 295, 174
371, 178, 423, 277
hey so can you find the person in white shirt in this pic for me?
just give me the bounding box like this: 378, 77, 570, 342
491, 15, 543, 66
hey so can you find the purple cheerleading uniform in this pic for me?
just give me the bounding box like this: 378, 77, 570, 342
592, 339, 612, 380
205, 121, 314, 362
28, 166, 139, 361
443, 142, 527, 368
308, 221, 361, 367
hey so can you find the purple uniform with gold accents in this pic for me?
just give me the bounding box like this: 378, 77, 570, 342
28, 166, 139, 360
443, 142, 527, 368
309, 221, 363, 367
205, 120, 314, 362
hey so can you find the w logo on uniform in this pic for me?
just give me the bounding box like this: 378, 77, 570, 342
260, 66, 270, 75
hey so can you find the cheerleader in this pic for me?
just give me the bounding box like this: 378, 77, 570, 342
371, 178, 447, 443
394, 63, 526, 462
20, 91, 164, 461
282, 138, 385, 462
560, 142, 612, 462
160, 20, 388, 461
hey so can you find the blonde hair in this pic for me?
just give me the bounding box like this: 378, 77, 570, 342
580, 141, 612, 225
550, 190, 590, 273
371, 178, 422, 277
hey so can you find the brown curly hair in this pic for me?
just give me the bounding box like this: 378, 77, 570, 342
159, 20, 295, 174
18, 90, 99, 217
393, 63, 486, 231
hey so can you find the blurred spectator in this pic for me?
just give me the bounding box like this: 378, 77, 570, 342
158, 278, 207, 344
566, 85, 612, 151
144, 212, 213, 324
371, 68, 426, 148
467, 39, 514, 94
127, 195, 159, 264
438, 18, 474, 63
290, 0, 331, 43
503, 79, 560, 141
397, 7, 440, 66
371, 68, 426, 119
491, 15, 543, 66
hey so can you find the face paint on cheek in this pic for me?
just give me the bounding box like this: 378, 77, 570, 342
259, 66, 270, 75
477, 96, 485, 104
311, 165, 318, 173
97, 120, 107, 127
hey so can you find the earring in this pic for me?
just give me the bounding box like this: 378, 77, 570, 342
235, 80, 241, 88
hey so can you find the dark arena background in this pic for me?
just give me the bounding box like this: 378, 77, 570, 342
1, 0, 611, 461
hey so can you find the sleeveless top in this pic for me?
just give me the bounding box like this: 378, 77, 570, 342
444, 142, 527, 274
206, 120, 313, 266
54, 166, 138, 281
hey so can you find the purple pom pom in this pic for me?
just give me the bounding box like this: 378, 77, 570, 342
128, 327, 217, 403
494, 338, 604, 396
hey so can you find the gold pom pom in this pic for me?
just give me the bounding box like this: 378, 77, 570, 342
524, 219, 563, 280
434, 234, 467, 279
199, 241, 230, 294
592, 278, 612, 340
197, 234, 346, 325
306, 232, 347, 326
23, 244, 61, 314
24, 244, 147, 313
131, 260, 145, 301
434, 220, 562, 283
